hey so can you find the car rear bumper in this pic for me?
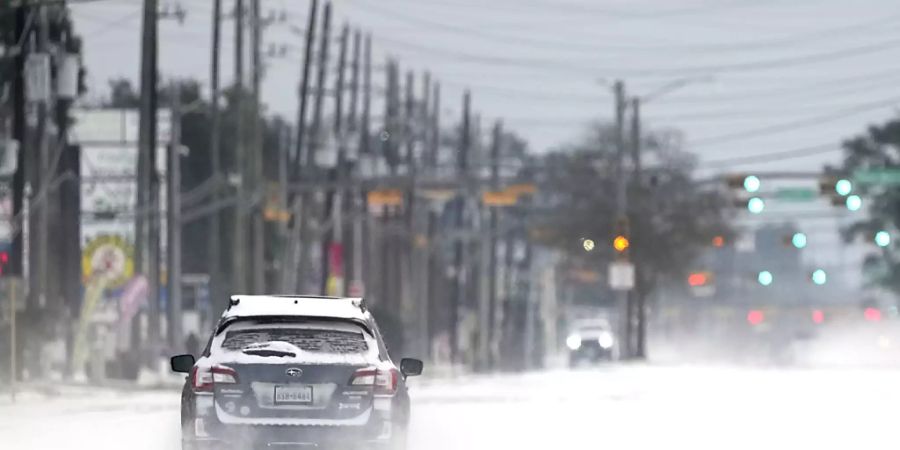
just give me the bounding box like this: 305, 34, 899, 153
190, 410, 395, 448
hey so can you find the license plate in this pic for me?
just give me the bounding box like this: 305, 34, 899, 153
274, 385, 313, 405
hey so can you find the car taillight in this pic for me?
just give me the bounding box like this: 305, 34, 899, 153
350, 367, 399, 395
192, 366, 213, 392
211, 366, 239, 384
192, 365, 237, 392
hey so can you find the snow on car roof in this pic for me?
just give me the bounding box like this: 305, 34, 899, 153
222, 295, 370, 322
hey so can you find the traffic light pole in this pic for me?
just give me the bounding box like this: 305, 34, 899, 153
612, 80, 632, 359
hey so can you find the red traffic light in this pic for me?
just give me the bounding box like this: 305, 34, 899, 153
687, 272, 710, 287
747, 310, 765, 326
864, 307, 882, 322
811, 309, 825, 324
1, 252, 9, 264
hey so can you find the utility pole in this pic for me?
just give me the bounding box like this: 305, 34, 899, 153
631, 97, 646, 359
232, 0, 247, 293
282, 0, 318, 293
488, 120, 502, 369
402, 70, 415, 346
353, 33, 372, 299
416, 71, 431, 360
208, 0, 223, 310
167, 84, 183, 350
136, 0, 160, 363
449, 90, 471, 365
423, 80, 440, 361
250, 0, 264, 292
324, 23, 349, 296
346, 29, 361, 292
298, 0, 331, 292
613, 80, 631, 359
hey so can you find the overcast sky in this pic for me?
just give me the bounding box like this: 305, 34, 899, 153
70, 0, 900, 280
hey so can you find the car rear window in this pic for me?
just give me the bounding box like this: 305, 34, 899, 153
221, 328, 369, 354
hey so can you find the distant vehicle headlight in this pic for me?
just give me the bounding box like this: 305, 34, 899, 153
566, 334, 582, 350
597, 331, 614, 349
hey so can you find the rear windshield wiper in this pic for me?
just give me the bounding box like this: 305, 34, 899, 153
242, 348, 296, 357
241, 342, 298, 358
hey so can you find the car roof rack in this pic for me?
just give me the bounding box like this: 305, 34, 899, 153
227, 295, 368, 313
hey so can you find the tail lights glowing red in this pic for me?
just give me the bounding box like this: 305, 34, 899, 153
811, 309, 825, 324
864, 308, 882, 322
747, 310, 765, 326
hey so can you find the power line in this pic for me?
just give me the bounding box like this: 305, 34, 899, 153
350, 0, 900, 74
691, 95, 900, 148
700, 143, 842, 169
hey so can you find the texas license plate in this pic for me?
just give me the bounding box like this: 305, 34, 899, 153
274, 385, 313, 404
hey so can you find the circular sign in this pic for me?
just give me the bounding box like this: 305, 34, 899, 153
82, 234, 134, 288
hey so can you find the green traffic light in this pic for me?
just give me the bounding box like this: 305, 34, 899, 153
875, 231, 891, 248
747, 197, 765, 214
811, 269, 827, 285
743, 175, 761, 193
846, 195, 862, 211
835, 179, 852, 196
758, 270, 773, 286
791, 232, 807, 249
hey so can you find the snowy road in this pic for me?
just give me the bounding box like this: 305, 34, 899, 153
3, 365, 899, 449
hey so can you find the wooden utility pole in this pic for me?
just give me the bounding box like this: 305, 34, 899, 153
167, 84, 183, 350
232, 0, 247, 293
282, 0, 318, 292
449, 90, 471, 364
488, 120, 502, 369
208, 0, 223, 309
631, 97, 646, 359
297, 0, 331, 292
323, 23, 349, 296
613, 80, 631, 359
250, 0, 264, 292
354, 33, 372, 299
136, 0, 160, 358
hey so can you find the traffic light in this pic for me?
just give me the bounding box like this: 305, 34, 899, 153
747, 197, 765, 214
687, 271, 713, 287
875, 231, 891, 248
846, 195, 863, 211
613, 235, 630, 253
790, 232, 807, 249
757, 270, 773, 286
835, 179, 852, 196
0, 251, 8, 276
743, 175, 761, 193
811, 269, 827, 285
726, 174, 760, 193
712, 235, 725, 248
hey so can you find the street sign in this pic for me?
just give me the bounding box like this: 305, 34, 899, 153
367, 189, 404, 206
264, 207, 291, 222
854, 168, 900, 186
482, 190, 517, 206
773, 188, 816, 202
506, 183, 537, 195
608, 262, 635, 291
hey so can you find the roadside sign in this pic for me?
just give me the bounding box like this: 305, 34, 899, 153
506, 183, 537, 195
482, 190, 517, 206
608, 262, 635, 291
854, 168, 900, 186
367, 189, 404, 206
773, 188, 816, 202
264, 207, 291, 222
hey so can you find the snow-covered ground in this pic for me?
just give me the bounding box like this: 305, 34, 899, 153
3, 364, 899, 449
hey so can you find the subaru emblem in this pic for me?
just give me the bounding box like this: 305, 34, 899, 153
286, 368, 303, 377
